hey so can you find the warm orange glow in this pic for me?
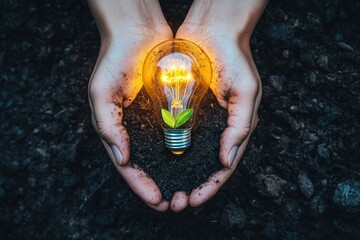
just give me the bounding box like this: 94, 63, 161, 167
161, 63, 192, 84
160, 59, 193, 117
171, 150, 185, 155
142, 39, 212, 154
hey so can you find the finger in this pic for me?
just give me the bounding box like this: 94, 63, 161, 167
170, 191, 189, 212
189, 137, 250, 207
92, 96, 164, 206
190, 97, 260, 208
119, 165, 162, 205
100, 139, 162, 205
118, 164, 162, 205
146, 200, 169, 212
189, 168, 233, 207
116, 163, 162, 205
89, 85, 130, 166
219, 83, 258, 167
88, 42, 146, 166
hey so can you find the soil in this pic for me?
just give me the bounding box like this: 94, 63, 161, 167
1, 0, 360, 239
128, 90, 225, 200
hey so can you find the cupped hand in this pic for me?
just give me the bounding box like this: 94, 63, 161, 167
170, 18, 263, 212
88, 0, 173, 211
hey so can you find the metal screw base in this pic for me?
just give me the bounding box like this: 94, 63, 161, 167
163, 128, 191, 155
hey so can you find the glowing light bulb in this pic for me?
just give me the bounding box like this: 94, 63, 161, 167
143, 39, 212, 154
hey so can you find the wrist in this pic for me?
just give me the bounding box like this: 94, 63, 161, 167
181, 0, 268, 42
88, 0, 169, 39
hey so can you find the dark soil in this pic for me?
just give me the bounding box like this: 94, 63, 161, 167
1, 0, 360, 239
128, 90, 224, 200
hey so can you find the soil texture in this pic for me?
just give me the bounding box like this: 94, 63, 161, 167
1, 0, 360, 239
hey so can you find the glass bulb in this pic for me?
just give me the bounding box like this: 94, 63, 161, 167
143, 39, 212, 154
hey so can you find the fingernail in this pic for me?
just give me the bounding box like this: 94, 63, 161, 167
227, 146, 239, 167
111, 145, 123, 166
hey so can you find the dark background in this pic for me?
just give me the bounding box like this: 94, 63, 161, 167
1, 0, 360, 239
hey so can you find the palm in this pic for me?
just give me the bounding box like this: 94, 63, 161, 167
170, 28, 262, 210
89, 27, 173, 211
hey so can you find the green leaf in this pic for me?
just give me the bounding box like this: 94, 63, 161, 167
175, 109, 193, 128
161, 109, 175, 128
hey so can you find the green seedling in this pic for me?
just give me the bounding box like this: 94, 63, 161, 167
161, 109, 193, 129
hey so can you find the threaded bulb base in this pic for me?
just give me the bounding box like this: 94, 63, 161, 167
163, 128, 191, 155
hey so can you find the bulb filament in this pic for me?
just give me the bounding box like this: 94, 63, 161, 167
161, 58, 192, 118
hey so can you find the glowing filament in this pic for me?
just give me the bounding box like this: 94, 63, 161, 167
160, 58, 192, 117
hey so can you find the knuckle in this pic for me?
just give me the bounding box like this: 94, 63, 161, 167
94, 119, 111, 140
237, 124, 252, 139
97, 125, 108, 139
89, 80, 112, 100
95, 119, 128, 143
88, 83, 102, 99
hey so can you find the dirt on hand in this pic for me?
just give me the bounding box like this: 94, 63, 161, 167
1, 0, 360, 239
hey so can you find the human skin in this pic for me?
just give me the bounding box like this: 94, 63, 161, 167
88, 0, 268, 212
87, 0, 173, 211
170, 0, 269, 212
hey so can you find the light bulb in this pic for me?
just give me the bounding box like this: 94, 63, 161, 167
143, 39, 212, 155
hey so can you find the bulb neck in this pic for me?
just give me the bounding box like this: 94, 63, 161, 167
163, 128, 191, 155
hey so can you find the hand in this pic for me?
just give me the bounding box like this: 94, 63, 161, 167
88, 0, 173, 211
170, 0, 268, 212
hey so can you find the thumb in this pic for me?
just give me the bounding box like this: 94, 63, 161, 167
219, 86, 257, 167
89, 88, 130, 166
